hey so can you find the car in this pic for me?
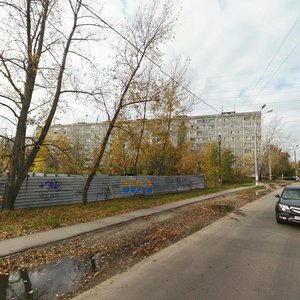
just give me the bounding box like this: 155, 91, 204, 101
275, 185, 300, 224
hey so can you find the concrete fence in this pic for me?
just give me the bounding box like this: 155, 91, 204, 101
0, 174, 205, 209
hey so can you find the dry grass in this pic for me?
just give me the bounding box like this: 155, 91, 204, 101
0, 182, 254, 240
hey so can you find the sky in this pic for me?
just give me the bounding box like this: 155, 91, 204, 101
1, 0, 300, 156
164, 0, 300, 148
68, 0, 300, 153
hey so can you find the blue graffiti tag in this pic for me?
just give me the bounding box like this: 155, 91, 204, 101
39, 180, 62, 192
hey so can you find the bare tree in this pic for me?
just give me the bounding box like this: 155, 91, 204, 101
81, 0, 176, 203
121, 65, 162, 175
149, 58, 191, 175
0, 0, 100, 210
260, 115, 291, 178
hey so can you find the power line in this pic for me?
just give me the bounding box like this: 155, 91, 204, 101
241, 12, 300, 104
81, 3, 221, 115
80, 4, 280, 138
198, 81, 300, 94
258, 39, 300, 92
195, 65, 300, 81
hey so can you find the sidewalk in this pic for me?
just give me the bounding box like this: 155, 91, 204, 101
0, 186, 253, 257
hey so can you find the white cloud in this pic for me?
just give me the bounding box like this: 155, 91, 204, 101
69, 0, 300, 146
155, 0, 300, 146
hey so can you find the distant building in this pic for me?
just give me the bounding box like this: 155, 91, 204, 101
49, 111, 262, 174
50, 121, 110, 148
48, 121, 111, 167
187, 111, 262, 167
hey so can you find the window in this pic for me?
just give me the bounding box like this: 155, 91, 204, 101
283, 189, 300, 200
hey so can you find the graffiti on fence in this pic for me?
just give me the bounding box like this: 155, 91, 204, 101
39, 180, 62, 191
118, 178, 153, 194
0, 181, 4, 195
175, 177, 193, 191
0, 175, 203, 209
74, 189, 83, 196
39, 179, 62, 200
97, 186, 112, 200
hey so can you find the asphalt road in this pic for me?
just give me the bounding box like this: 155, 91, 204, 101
74, 188, 300, 300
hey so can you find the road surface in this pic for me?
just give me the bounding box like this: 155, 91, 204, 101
74, 188, 300, 300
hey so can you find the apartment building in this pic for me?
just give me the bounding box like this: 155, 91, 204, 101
48, 111, 262, 172
187, 111, 262, 162
49, 121, 110, 148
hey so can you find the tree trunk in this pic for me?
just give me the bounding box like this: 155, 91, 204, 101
1, 0, 80, 210
82, 50, 146, 204
82, 122, 115, 204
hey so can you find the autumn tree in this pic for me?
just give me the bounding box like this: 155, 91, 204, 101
234, 156, 253, 180
101, 123, 133, 175
200, 143, 235, 184
0, 0, 102, 210
127, 65, 162, 175
147, 59, 192, 175
176, 146, 202, 175
0, 136, 12, 175
82, 0, 176, 203
221, 148, 236, 181
31, 130, 89, 174
102, 80, 159, 176
260, 115, 292, 178
261, 145, 293, 178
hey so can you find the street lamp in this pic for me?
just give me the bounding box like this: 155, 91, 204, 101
254, 106, 264, 185
263, 109, 273, 180
295, 145, 299, 179
254, 105, 272, 185
254, 123, 259, 185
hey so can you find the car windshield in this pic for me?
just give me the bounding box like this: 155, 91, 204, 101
282, 189, 300, 200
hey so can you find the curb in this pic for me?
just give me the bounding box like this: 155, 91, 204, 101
0, 185, 256, 257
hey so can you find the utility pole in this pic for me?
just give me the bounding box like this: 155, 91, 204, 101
254, 122, 259, 186
295, 145, 299, 179
218, 134, 222, 183
268, 144, 272, 180
254, 105, 272, 185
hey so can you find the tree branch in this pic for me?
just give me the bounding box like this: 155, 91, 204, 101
0, 115, 17, 126
0, 102, 19, 118
0, 54, 24, 101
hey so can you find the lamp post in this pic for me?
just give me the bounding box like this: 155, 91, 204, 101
254, 105, 272, 185
268, 144, 272, 180
295, 145, 299, 179
254, 123, 259, 185
263, 109, 273, 180
254, 106, 264, 186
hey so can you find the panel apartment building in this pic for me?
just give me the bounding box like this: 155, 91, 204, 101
187, 111, 262, 162
49, 111, 262, 171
